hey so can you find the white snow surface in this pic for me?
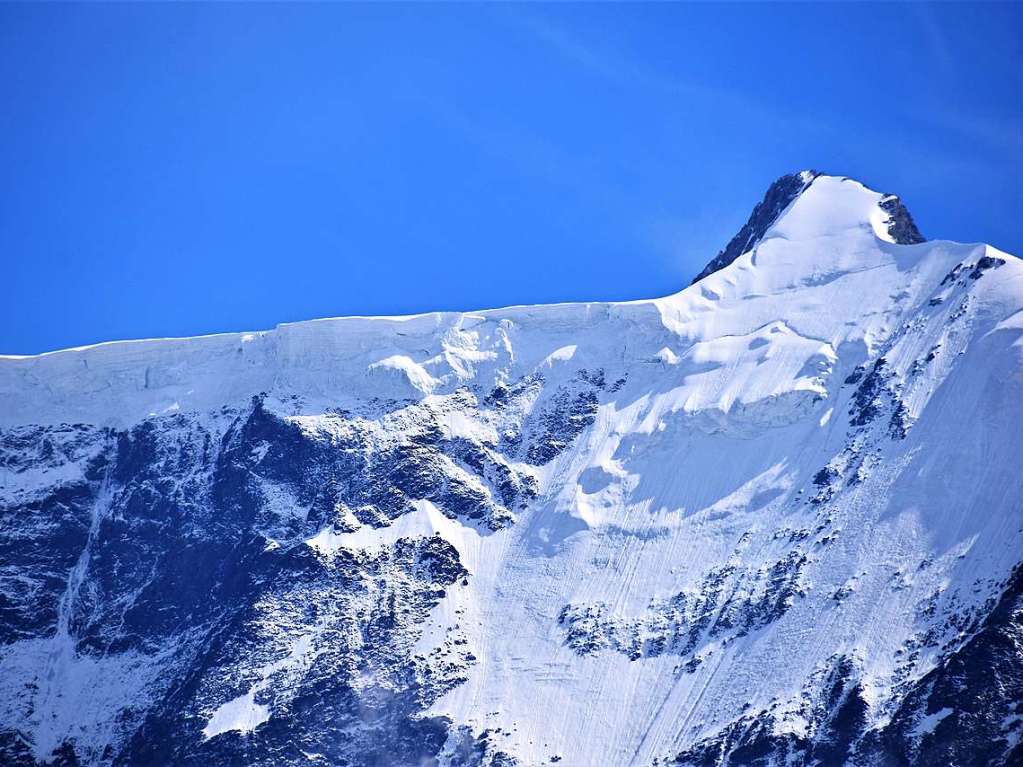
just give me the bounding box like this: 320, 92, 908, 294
201, 690, 270, 739
3, 174, 1023, 766
0, 176, 1012, 434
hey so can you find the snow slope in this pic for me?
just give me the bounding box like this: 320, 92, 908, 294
1, 173, 1021, 766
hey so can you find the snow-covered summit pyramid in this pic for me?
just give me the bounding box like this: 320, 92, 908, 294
691, 170, 924, 285
1, 173, 1021, 766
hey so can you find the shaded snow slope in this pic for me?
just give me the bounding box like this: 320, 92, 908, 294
1, 174, 1021, 767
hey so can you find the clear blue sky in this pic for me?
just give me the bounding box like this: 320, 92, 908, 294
2, 3, 1021, 354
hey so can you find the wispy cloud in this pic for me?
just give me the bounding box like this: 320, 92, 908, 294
501, 7, 836, 140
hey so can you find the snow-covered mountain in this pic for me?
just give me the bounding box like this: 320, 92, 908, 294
1, 172, 1021, 767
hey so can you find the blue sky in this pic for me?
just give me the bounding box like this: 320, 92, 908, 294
2, 3, 1021, 354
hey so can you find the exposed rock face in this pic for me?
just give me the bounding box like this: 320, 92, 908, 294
878, 194, 925, 245
1, 174, 1020, 767
0, 383, 603, 766
862, 564, 1023, 767
559, 549, 807, 662
690, 171, 819, 285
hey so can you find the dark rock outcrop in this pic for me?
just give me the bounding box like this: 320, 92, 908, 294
690, 171, 819, 284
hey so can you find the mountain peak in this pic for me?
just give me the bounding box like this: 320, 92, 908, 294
2, 165, 1022, 767
691, 171, 924, 285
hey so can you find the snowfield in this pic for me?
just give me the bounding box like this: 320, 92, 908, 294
1, 173, 1021, 766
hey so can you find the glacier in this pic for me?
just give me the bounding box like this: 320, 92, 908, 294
1, 172, 1021, 766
